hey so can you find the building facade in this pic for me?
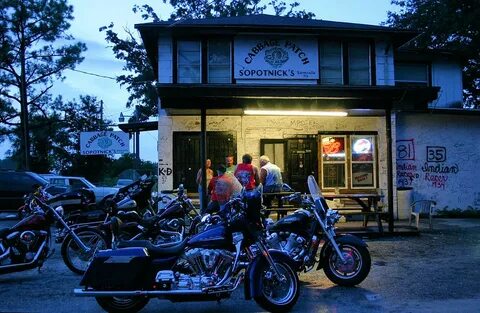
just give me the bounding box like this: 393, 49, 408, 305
135, 14, 477, 217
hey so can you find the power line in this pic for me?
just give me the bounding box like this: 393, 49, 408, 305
70, 69, 117, 80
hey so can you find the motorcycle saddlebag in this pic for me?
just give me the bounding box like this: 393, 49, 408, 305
80, 247, 150, 290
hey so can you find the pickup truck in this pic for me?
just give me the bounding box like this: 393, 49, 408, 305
43, 175, 118, 203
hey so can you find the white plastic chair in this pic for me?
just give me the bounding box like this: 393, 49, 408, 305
409, 200, 436, 229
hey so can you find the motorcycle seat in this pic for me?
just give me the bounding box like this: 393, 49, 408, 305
0, 228, 10, 238
117, 238, 187, 257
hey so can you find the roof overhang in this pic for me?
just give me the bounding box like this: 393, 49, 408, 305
156, 84, 439, 111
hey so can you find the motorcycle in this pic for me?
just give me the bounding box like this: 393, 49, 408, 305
0, 195, 108, 276
56, 175, 157, 244
264, 175, 371, 286
74, 186, 300, 313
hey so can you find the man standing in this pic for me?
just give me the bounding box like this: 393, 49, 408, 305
234, 154, 259, 190
225, 154, 236, 174
259, 155, 283, 193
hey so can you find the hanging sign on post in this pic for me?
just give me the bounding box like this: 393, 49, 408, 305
80, 131, 129, 155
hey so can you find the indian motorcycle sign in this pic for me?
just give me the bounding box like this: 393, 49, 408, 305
80, 131, 129, 155
234, 36, 318, 80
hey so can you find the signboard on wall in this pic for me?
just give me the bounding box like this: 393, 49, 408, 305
80, 131, 129, 155
234, 36, 318, 80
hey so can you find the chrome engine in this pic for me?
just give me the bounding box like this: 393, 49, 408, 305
155, 248, 235, 291
266, 232, 307, 261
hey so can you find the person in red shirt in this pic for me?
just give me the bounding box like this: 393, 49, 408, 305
234, 154, 260, 190
206, 164, 242, 214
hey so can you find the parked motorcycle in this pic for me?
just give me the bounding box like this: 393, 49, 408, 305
74, 186, 300, 313
56, 175, 157, 244
0, 195, 108, 276
264, 175, 371, 286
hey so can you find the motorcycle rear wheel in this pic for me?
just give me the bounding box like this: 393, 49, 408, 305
254, 261, 300, 312
61, 227, 109, 275
322, 243, 371, 286
96, 296, 149, 313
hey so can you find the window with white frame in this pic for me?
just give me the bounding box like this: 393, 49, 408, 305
208, 40, 231, 83
351, 135, 376, 188
319, 41, 343, 85
177, 41, 201, 83
348, 42, 371, 85
321, 134, 377, 189
321, 136, 347, 188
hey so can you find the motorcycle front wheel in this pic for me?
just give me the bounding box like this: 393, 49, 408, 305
254, 261, 299, 312
322, 243, 371, 287
96, 296, 149, 313
61, 227, 109, 275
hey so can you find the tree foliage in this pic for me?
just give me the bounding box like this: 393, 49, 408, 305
386, 0, 480, 108
101, 1, 315, 118
0, 0, 86, 168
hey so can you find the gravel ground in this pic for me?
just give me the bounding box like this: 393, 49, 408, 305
0, 218, 479, 313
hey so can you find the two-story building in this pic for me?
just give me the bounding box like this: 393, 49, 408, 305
134, 14, 479, 226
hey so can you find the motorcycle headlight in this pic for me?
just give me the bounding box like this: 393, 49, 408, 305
55, 206, 64, 217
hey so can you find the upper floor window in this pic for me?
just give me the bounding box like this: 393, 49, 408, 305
208, 40, 231, 83
177, 40, 201, 83
348, 42, 371, 85
395, 62, 429, 86
319, 41, 343, 85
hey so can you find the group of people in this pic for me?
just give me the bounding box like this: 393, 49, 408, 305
196, 154, 283, 214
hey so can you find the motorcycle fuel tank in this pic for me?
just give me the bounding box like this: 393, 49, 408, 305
269, 212, 310, 235
11, 214, 49, 232
187, 225, 232, 249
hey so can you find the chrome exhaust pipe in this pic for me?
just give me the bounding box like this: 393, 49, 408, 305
74, 289, 205, 297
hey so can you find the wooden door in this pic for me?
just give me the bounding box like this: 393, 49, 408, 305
287, 137, 317, 192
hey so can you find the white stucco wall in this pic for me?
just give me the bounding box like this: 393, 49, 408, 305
396, 112, 480, 211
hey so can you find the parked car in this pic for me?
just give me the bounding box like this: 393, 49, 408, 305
114, 178, 134, 188
0, 170, 49, 211
42, 175, 118, 203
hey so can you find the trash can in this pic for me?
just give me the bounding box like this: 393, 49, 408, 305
396, 187, 413, 220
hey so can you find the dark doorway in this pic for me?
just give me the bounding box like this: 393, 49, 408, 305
173, 131, 236, 191
286, 137, 317, 192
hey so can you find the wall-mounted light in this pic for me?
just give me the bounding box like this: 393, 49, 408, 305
243, 110, 348, 117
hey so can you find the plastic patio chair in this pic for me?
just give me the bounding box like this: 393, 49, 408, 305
409, 200, 437, 229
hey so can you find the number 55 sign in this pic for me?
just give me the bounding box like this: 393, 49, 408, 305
426, 146, 446, 162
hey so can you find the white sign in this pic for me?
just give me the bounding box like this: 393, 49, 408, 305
234, 36, 318, 80
80, 131, 129, 155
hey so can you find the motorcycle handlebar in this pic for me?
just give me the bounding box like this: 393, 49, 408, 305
281, 192, 302, 202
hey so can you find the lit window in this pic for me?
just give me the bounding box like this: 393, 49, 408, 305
351, 136, 376, 188
320, 134, 377, 189
321, 136, 347, 188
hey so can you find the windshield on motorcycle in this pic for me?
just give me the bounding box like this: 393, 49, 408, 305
307, 175, 328, 214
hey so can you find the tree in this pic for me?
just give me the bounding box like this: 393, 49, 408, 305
101, 1, 315, 118
386, 0, 480, 108
0, 0, 86, 169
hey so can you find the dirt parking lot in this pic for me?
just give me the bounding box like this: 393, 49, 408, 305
0, 218, 479, 312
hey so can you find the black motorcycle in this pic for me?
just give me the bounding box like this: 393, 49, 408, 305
74, 187, 300, 313
0, 195, 108, 276
264, 175, 371, 286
